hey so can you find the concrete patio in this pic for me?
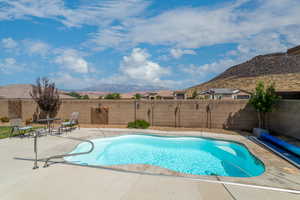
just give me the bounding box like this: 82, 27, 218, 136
1, 128, 300, 200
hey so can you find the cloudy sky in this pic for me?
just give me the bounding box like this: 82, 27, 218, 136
0, 0, 300, 90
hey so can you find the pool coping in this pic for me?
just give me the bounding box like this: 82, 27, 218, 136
66, 133, 265, 177
44, 128, 300, 191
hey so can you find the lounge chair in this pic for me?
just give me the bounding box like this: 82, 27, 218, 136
60, 112, 80, 132
10, 118, 34, 137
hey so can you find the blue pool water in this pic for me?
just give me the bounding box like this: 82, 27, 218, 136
65, 135, 265, 177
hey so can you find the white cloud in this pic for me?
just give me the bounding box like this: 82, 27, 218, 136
182, 59, 239, 79
279, 25, 300, 46
88, 0, 300, 51
23, 40, 51, 56
54, 49, 89, 73
170, 48, 196, 59
88, 26, 129, 51
1, 38, 18, 49
0, 58, 24, 74
0, 0, 149, 27
182, 30, 291, 81
52, 73, 97, 89
119, 48, 170, 86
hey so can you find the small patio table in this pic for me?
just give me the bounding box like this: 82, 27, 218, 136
36, 118, 61, 134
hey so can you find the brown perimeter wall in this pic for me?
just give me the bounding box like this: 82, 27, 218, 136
0, 99, 299, 139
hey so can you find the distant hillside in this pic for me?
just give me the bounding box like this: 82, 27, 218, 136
81, 83, 168, 93
187, 45, 300, 96
0, 84, 74, 99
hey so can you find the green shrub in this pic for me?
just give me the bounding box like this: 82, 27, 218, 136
133, 93, 142, 99
249, 81, 280, 129
127, 120, 150, 129
104, 93, 121, 99
68, 92, 82, 99
81, 95, 89, 99
0, 117, 10, 123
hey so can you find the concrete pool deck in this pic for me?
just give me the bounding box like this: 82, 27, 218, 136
0, 128, 300, 200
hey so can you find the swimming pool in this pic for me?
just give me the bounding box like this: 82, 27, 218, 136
65, 135, 265, 177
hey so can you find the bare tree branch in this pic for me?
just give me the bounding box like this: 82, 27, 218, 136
30, 77, 62, 119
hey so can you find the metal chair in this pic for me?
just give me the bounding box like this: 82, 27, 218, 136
10, 118, 34, 137
60, 112, 80, 133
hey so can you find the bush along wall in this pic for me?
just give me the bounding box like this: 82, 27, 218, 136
128, 120, 150, 129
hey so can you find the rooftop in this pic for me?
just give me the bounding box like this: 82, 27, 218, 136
200, 88, 240, 95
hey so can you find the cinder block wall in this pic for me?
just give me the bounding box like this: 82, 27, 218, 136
269, 100, 300, 139
1, 99, 299, 138
0, 99, 9, 118
22, 100, 37, 120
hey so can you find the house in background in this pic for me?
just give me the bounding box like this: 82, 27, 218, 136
173, 90, 186, 99
143, 90, 174, 100
199, 88, 251, 100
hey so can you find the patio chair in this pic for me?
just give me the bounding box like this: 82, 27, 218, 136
10, 118, 34, 137
60, 112, 80, 132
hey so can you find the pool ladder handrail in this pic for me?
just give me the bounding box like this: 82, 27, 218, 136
43, 136, 94, 168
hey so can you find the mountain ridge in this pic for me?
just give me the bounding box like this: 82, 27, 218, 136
186, 45, 300, 96
79, 83, 168, 93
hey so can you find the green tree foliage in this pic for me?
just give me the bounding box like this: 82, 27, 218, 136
104, 93, 121, 99
81, 95, 89, 99
67, 92, 90, 99
249, 81, 280, 129
156, 95, 162, 100
68, 92, 81, 99
133, 93, 142, 99
191, 90, 198, 99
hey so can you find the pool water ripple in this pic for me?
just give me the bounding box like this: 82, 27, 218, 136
65, 135, 265, 177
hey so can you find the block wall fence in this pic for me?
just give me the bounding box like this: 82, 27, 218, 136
0, 99, 299, 139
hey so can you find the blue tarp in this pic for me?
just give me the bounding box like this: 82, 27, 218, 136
259, 133, 300, 156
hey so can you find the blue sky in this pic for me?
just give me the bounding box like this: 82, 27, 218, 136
0, 0, 300, 90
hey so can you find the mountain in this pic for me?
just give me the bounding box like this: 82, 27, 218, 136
0, 84, 74, 99
186, 45, 300, 96
81, 83, 168, 93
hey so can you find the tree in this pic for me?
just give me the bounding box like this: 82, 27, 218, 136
30, 77, 62, 119
133, 93, 142, 99
249, 81, 280, 129
156, 95, 162, 100
81, 95, 89, 99
191, 90, 198, 99
104, 93, 121, 99
68, 92, 81, 99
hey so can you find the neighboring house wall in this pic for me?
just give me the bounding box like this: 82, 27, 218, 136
174, 93, 185, 99
233, 91, 251, 99
210, 92, 250, 100
213, 94, 233, 100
